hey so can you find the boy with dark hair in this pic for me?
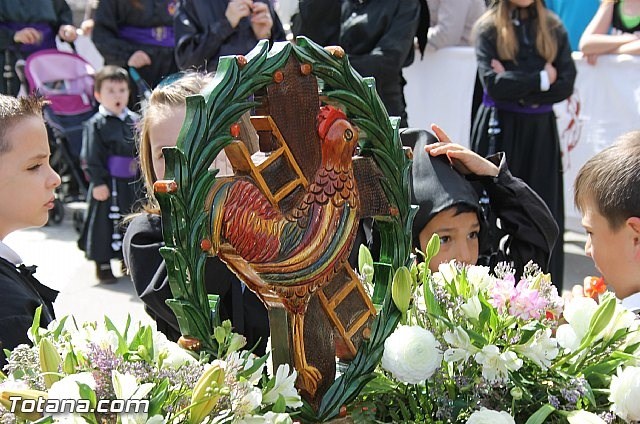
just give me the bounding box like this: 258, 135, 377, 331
408, 124, 559, 279
78, 65, 141, 283
574, 131, 640, 310
0, 94, 61, 367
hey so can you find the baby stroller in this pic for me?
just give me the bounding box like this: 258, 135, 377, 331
23, 48, 97, 224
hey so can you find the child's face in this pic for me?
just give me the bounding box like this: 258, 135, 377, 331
581, 198, 640, 299
149, 105, 186, 180
0, 116, 61, 239
95, 79, 130, 116
419, 208, 480, 272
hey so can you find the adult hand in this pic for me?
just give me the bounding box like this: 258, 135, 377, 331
544, 62, 557, 84
13, 28, 42, 45
584, 53, 599, 66
491, 58, 505, 74
58, 25, 78, 42
250, 1, 273, 40
226, 0, 253, 28
92, 184, 110, 201
128, 50, 152, 68
425, 124, 500, 177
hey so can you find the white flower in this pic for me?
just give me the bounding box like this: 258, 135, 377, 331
226, 351, 264, 385
69, 323, 119, 355
461, 295, 482, 320
466, 408, 515, 424
603, 302, 637, 341
474, 345, 522, 383
381, 325, 442, 384
112, 370, 155, 424
152, 331, 196, 369
566, 410, 607, 423
443, 326, 479, 365
556, 297, 599, 352
232, 384, 263, 418
237, 411, 293, 424
609, 366, 640, 422
262, 364, 302, 408
437, 261, 457, 283
48, 372, 96, 423
145, 416, 166, 424
513, 329, 558, 369
466, 265, 492, 294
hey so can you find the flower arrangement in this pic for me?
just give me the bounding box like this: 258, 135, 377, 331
0, 311, 302, 424
352, 236, 640, 423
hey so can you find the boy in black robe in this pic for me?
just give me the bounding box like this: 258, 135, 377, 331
0, 94, 61, 367
408, 124, 559, 278
78, 66, 141, 283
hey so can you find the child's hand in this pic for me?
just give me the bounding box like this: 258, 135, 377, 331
250, 1, 273, 40
128, 50, 152, 68
92, 184, 110, 201
13, 28, 42, 45
544, 62, 557, 84
226, 0, 253, 28
58, 25, 78, 42
425, 124, 499, 178
491, 59, 505, 74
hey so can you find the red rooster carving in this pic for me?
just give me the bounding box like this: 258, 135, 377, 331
207, 106, 360, 395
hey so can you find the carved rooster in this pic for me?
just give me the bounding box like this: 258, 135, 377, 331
207, 106, 359, 395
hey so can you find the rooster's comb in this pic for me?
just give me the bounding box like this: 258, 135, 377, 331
317, 106, 348, 140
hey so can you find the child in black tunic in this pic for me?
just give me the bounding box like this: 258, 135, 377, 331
78, 66, 141, 283
0, 94, 61, 367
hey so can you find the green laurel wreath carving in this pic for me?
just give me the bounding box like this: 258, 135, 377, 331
155, 37, 415, 422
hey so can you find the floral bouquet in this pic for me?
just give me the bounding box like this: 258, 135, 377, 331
352, 236, 640, 423
0, 312, 302, 424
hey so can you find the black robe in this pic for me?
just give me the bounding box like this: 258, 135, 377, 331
173, 0, 286, 72
405, 128, 559, 278
0, 0, 73, 96
123, 213, 270, 355
78, 110, 142, 264
0, 258, 57, 368
293, 0, 421, 127
92, 0, 179, 99
470, 10, 576, 289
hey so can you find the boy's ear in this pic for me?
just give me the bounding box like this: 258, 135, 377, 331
94, 91, 101, 104
627, 217, 640, 260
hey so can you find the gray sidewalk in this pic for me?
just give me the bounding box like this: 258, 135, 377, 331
4, 204, 596, 328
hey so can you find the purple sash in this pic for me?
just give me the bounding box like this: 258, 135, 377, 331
0, 22, 56, 55
107, 156, 138, 179
483, 92, 553, 115
118, 25, 175, 48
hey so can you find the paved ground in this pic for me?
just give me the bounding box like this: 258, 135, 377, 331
4, 202, 596, 329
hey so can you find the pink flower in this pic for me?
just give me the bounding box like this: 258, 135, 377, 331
508, 279, 547, 320
489, 274, 516, 313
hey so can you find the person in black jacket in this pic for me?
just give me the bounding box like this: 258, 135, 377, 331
0, 94, 61, 367
407, 124, 558, 278
173, 0, 286, 72
0, 0, 78, 96
292, 0, 421, 127
92, 0, 179, 107
123, 72, 269, 354
470, 0, 576, 289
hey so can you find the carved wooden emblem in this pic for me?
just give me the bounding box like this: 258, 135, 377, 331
155, 38, 415, 421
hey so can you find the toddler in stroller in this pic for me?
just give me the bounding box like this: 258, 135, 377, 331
23, 48, 96, 223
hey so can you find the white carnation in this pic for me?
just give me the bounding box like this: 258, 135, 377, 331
466, 408, 515, 424
381, 325, 442, 384
609, 366, 640, 422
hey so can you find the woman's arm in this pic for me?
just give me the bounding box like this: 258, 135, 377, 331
579, 1, 638, 55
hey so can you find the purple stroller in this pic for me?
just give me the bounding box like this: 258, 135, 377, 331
24, 49, 97, 223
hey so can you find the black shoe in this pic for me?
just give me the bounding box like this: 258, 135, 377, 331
96, 262, 117, 284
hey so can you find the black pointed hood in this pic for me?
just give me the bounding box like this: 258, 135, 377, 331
400, 129, 480, 246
